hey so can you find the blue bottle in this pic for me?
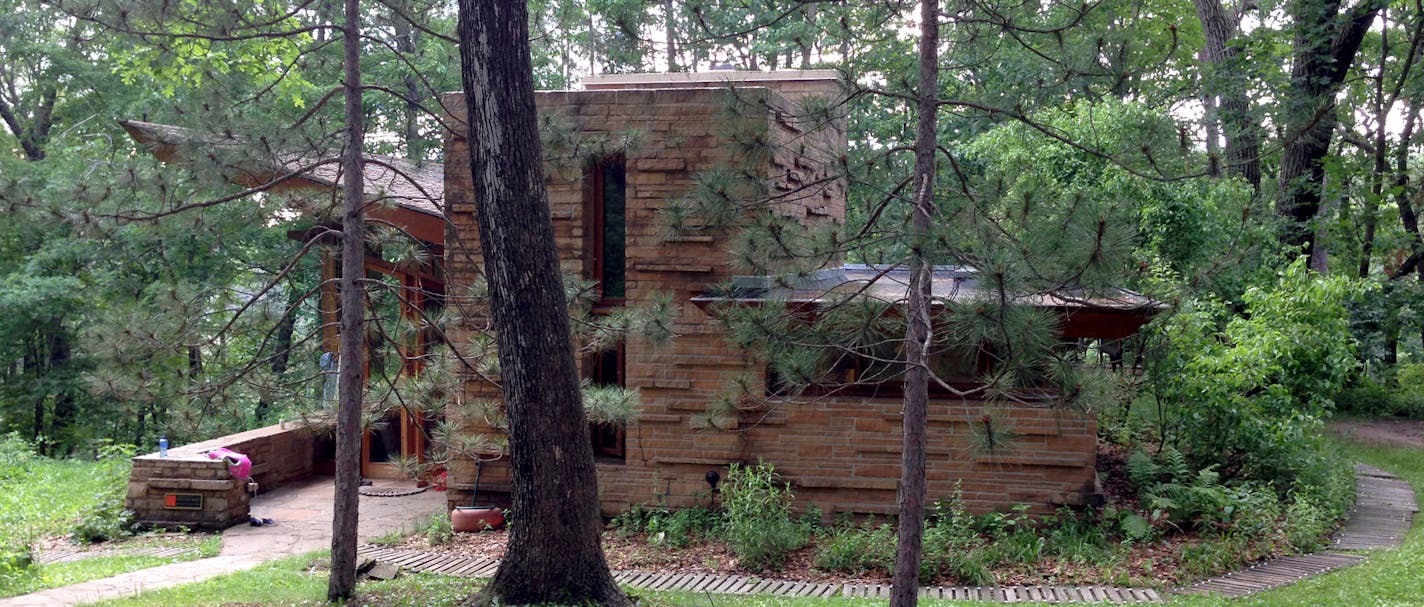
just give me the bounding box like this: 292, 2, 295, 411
159, 436, 169, 458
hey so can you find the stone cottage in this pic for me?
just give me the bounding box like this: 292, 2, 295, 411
440, 70, 1157, 518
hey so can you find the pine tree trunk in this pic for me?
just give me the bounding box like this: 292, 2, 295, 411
890, 0, 938, 604
455, 1, 629, 604
328, 0, 366, 600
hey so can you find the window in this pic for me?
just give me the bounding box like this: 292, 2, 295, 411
585, 345, 627, 460
768, 345, 986, 397
585, 155, 626, 302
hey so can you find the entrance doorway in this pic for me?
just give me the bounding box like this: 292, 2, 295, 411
361, 410, 429, 479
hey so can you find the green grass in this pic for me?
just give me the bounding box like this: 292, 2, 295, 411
89, 553, 480, 607
0, 533, 220, 598
0, 447, 131, 545
0, 553, 202, 599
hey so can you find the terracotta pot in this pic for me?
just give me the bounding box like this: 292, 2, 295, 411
451, 506, 504, 532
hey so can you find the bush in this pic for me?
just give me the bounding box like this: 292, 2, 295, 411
611, 505, 718, 548
1283, 450, 1355, 552
424, 512, 453, 546
813, 520, 895, 573
919, 491, 992, 584
1043, 509, 1114, 564
718, 461, 809, 570
69, 446, 138, 544
0, 541, 33, 584
1151, 260, 1359, 486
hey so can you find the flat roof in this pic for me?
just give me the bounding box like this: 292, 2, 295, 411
582, 69, 841, 90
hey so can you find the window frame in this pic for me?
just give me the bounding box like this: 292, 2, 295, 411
583, 153, 627, 306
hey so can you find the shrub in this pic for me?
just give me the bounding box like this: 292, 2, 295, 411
0, 541, 33, 583
1043, 509, 1114, 564
718, 461, 808, 570
69, 447, 138, 544
1151, 260, 1358, 486
648, 506, 717, 548
424, 512, 453, 546
612, 505, 719, 547
1283, 450, 1355, 552
813, 520, 895, 573
919, 491, 991, 584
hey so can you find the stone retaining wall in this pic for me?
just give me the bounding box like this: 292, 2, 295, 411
126, 423, 315, 530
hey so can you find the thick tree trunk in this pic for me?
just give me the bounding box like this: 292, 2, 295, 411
455, 1, 628, 605
1193, 0, 1261, 191
328, 0, 366, 600
1276, 0, 1384, 259
890, 0, 938, 604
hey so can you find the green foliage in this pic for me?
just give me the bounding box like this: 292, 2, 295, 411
611, 505, 719, 548
423, 512, 454, 547
1337, 363, 1424, 418
717, 461, 810, 570
812, 519, 895, 574
1152, 259, 1359, 485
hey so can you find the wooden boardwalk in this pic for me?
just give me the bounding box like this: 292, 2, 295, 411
36, 545, 200, 565
355, 463, 1414, 604
355, 545, 1161, 603
1175, 463, 1416, 599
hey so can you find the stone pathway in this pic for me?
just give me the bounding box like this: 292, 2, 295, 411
1175, 464, 1418, 599
0, 477, 445, 607
354, 544, 1163, 603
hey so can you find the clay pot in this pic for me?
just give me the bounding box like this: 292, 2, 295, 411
451, 506, 504, 532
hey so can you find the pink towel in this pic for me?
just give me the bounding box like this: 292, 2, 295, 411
207, 447, 253, 481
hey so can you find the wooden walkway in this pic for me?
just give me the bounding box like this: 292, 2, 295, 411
355, 463, 1414, 604
354, 545, 1161, 603
36, 545, 200, 565
1175, 463, 1417, 599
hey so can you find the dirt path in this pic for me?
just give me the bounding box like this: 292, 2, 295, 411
1327, 418, 1424, 449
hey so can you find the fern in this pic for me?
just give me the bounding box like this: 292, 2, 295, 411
1126, 450, 1160, 490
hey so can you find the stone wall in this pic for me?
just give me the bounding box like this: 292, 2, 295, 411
126, 423, 314, 530
439, 72, 1101, 519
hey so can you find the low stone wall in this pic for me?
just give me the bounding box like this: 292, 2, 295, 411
126, 423, 315, 530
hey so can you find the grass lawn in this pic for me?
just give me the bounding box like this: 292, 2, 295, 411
0, 445, 130, 544
75, 435, 1424, 607
0, 437, 223, 598
1, 552, 207, 599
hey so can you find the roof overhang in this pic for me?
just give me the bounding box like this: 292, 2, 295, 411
119, 120, 446, 246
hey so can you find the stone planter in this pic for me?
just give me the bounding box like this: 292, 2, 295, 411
450, 506, 504, 532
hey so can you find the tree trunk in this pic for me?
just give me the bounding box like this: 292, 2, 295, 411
392, 13, 422, 159
664, 0, 679, 72
455, 0, 629, 605
327, 0, 366, 600
1276, 0, 1384, 259
1193, 0, 1261, 191
890, 0, 938, 604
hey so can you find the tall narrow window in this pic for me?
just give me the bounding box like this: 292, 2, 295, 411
586, 155, 626, 302
586, 345, 626, 460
